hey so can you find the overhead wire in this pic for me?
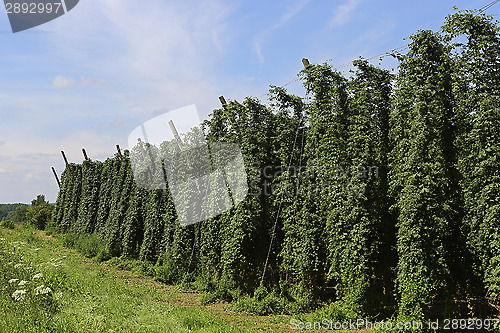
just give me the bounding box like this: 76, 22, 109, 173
260, 109, 304, 285
478, 0, 500, 12
255, 0, 499, 102
257, 0, 500, 285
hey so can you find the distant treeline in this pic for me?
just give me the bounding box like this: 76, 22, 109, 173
0, 203, 27, 221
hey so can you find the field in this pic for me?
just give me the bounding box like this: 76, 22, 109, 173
0, 226, 362, 333
2, 10, 500, 332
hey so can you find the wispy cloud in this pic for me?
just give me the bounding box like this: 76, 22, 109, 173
52, 75, 105, 89
357, 20, 395, 43
252, 0, 311, 64
52, 75, 77, 88
254, 42, 264, 64
0, 0, 237, 203
94, 117, 124, 129
330, 0, 363, 27
272, 0, 311, 30
48, 0, 233, 116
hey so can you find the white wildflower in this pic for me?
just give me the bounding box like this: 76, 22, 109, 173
34, 285, 52, 295
32, 273, 43, 279
8, 278, 19, 284
54, 292, 62, 300
12, 289, 26, 301
0, 238, 5, 241
14, 263, 22, 269
18, 280, 27, 286
32, 248, 40, 251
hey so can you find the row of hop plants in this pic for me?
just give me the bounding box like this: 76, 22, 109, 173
51, 11, 500, 329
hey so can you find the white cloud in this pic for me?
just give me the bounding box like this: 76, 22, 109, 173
52, 75, 105, 89
0, 128, 127, 203
330, 0, 363, 27
45, 0, 235, 118
95, 117, 124, 129
0, 0, 268, 203
0, 141, 5, 146
52, 75, 77, 88
52, 1, 229, 78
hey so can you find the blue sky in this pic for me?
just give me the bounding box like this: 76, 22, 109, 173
0, 0, 496, 203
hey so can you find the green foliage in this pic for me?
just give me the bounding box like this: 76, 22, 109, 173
49, 10, 500, 324
0, 234, 66, 331
0, 227, 260, 333
200, 292, 217, 305
74, 233, 105, 259
0, 219, 15, 229
307, 301, 359, 323
443, 11, 500, 303
31, 194, 48, 207
389, 29, 463, 321
0, 203, 27, 221
11, 205, 29, 224
61, 232, 78, 248
75, 160, 102, 234
26, 201, 54, 230
233, 285, 287, 315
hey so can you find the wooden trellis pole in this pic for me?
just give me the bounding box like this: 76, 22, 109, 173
219, 95, 227, 108
219, 95, 240, 136
51, 167, 61, 188
302, 58, 310, 68
61, 151, 69, 166
82, 148, 89, 161
168, 120, 184, 151
116, 144, 123, 161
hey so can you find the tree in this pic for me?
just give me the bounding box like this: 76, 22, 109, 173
11, 205, 28, 224
31, 194, 48, 207
27, 201, 54, 230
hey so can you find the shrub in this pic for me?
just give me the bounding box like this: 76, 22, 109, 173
74, 233, 104, 258
200, 292, 217, 305
233, 285, 286, 315
62, 232, 78, 248
1, 219, 15, 229
26, 202, 54, 230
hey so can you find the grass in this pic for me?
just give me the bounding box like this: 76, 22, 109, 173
0, 226, 366, 332
4, 225, 496, 332
0, 226, 300, 332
